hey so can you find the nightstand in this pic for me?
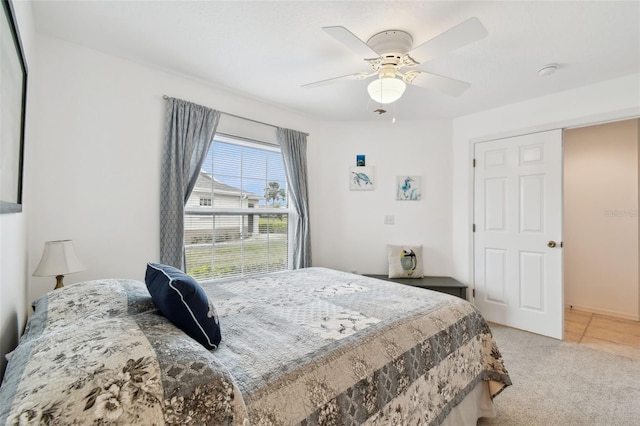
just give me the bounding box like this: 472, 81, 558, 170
363, 274, 468, 299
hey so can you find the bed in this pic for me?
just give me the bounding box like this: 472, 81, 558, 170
0, 267, 510, 425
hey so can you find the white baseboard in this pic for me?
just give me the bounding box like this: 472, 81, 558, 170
564, 303, 640, 321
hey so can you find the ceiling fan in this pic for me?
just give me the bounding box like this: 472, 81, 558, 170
302, 17, 488, 104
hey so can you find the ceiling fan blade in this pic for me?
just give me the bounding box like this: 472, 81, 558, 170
322, 26, 379, 59
408, 17, 488, 63
301, 72, 374, 88
407, 71, 471, 97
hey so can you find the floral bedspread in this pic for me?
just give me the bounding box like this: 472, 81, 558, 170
0, 268, 510, 425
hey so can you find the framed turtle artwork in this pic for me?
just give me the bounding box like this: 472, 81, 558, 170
350, 166, 375, 191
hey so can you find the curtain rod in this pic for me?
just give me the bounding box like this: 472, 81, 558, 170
162, 95, 309, 136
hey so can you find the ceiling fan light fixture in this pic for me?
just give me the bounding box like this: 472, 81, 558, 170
367, 77, 406, 104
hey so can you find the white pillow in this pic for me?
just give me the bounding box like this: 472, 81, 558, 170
388, 244, 424, 278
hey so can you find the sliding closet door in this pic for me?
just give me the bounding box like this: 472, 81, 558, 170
473, 130, 563, 339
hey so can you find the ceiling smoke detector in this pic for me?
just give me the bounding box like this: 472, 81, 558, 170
538, 64, 558, 77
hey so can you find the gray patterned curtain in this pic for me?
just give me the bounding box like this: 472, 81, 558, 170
277, 127, 312, 268
160, 97, 221, 269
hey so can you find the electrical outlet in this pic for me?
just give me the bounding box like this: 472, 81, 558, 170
384, 215, 395, 225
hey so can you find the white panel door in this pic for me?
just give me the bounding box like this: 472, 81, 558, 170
474, 130, 563, 339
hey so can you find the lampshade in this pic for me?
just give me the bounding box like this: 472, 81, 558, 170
33, 240, 86, 277
367, 77, 406, 104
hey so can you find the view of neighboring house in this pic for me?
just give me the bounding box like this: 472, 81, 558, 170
185, 171, 262, 244
184, 170, 289, 281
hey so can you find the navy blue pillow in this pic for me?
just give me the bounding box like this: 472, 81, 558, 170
145, 262, 221, 349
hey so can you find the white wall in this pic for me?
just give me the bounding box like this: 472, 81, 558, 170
0, 0, 36, 379
564, 119, 639, 320
309, 119, 453, 276
452, 73, 640, 289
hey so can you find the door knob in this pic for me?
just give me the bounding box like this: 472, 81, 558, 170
547, 241, 557, 248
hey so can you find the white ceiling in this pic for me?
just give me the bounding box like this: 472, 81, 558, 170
30, 1, 640, 121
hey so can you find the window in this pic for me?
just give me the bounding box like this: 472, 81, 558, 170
184, 134, 289, 280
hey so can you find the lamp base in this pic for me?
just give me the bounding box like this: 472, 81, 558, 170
54, 275, 65, 290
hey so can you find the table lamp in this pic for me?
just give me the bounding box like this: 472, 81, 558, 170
33, 240, 86, 289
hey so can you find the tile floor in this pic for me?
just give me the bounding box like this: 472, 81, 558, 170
564, 307, 640, 360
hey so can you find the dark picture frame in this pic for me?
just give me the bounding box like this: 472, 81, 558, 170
0, 0, 27, 214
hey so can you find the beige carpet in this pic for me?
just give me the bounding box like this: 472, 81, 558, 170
478, 324, 640, 425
